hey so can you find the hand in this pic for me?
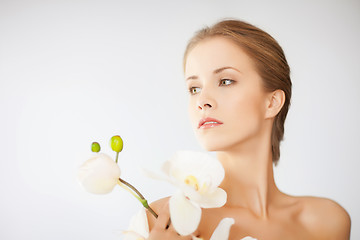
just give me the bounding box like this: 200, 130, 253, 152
147, 201, 197, 240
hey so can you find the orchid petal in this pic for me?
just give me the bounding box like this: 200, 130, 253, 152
122, 208, 149, 240
77, 153, 120, 194
179, 182, 226, 209
197, 188, 227, 208
169, 191, 201, 236
141, 167, 170, 182
209, 218, 235, 240
167, 151, 225, 188
161, 158, 172, 176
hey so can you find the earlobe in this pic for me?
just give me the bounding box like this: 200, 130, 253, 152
265, 90, 285, 119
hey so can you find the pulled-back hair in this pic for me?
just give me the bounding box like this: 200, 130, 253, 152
183, 19, 292, 165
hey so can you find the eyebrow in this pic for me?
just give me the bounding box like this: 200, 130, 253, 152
186, 66, 242, 81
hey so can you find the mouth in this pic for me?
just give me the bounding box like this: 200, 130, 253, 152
198, 117, 223, 129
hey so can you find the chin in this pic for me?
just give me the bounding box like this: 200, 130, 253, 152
197, 135, 232, 152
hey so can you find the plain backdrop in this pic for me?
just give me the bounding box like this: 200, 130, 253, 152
0, 0, 359, 239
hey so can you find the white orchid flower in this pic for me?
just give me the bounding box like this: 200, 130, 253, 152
166, 151, 227, 235
144, 150, 227, 236
77, 153, 121, 194
122, 209, 257, 240
122, 208, 149, 240
123, 208, 202, 240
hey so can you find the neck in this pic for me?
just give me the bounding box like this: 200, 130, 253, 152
216, 133, 280, 219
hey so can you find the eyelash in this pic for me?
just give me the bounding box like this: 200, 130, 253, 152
219, 79, 234, 86
188, 79, 234, 95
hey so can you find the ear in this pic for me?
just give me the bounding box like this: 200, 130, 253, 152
264, 89, 285, 119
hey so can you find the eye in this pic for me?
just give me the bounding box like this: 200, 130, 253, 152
189, 87, 201, 95
219, 79, 234, 86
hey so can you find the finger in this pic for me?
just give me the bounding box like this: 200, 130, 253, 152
179, 233, 195, 240
165, 218, 172, 229
167, 222, 199, 240
165, 220, 176, 232
153, 201, 171, 230
166, 225, 192, 240
191, 230, 202, 239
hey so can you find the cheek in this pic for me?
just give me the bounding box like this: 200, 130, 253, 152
233, 97, 260, 118
222, 93, 265, 133
188, 99, 198, 129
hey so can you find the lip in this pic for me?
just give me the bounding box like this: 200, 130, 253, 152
198, 117, 223, 129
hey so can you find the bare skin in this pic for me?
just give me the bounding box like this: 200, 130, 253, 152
146, 36, 351, 239
147, 201, 195, 240
148, 195, 350, 240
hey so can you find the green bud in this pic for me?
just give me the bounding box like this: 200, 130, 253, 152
91, 142, 101, 152
110, 135, 123, 153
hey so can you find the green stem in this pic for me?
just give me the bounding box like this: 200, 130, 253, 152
140, 198, 158, 219
117, 180, 143, 202
117, 178, 158, 219
115, 152, 119, 164
118, 178, 145, 199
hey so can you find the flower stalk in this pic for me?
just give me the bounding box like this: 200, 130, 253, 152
117, 178, 158, 219
115, 151, 119, 164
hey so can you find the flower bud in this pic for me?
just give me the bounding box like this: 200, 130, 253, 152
91, 142, 101, 152
77, 153, 121, 194
110, 135, 123, 153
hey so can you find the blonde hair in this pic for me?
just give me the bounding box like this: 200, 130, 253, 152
183, 19, 292, 165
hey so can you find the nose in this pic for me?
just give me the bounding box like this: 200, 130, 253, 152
198, 102, 212, 110
197, 89, 216, 110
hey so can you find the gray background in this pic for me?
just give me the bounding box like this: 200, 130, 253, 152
0, 0, 359, 239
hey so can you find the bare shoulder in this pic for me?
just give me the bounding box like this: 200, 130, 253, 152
146, 197, 170, 230
297, 196, 351, 239
149, 196, 171, 214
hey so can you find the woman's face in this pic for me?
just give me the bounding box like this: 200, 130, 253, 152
185, 36, 270, 151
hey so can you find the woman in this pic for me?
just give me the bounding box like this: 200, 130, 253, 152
146, 19, 351, 240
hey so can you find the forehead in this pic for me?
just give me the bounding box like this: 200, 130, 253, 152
184, 36, 256, 75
